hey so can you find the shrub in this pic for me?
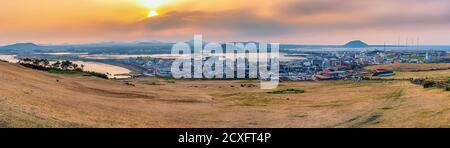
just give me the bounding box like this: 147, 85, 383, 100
241, 83, 257, 88
411, 78, 450, 91
125, 82, 135, 86
86, 71, 109, 79
423, 81, 436, 88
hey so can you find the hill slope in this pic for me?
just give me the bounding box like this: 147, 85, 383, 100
0, 61, 448, 128
344, 40, 369, 48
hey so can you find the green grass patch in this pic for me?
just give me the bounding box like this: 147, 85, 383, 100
48, 69, 109, 79
157, 76, 176, 83
49, 69, 92, 77
268, 88, 305, 94
159, 76, 175, 81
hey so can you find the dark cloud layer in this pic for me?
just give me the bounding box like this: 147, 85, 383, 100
278, 0, 366, 15
280, 0, 450, 28
137, 0, 450, 39
140, 10, 297, 37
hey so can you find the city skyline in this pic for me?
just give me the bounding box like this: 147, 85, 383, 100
1, 0, 450, 45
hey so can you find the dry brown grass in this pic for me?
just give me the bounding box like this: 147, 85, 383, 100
366, 63, 450, 72
0, 61, 449, 128
368, 70, 450, 80
366, 63, 450, 80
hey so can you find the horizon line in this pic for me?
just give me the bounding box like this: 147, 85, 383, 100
2, 41, 450, 47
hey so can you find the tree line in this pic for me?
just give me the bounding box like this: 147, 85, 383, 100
18, 58, 108, 79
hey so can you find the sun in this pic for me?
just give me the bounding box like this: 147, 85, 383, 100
139, 0, 168, 17
148, 10, 159, 17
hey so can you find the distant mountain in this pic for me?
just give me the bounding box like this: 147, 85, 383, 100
344, 40, 369, 48
1, 43, 40, 49
0, 43, 43, 53
229, 41, 259, 44
135, 40, 169, 44
0, 41, 176, 54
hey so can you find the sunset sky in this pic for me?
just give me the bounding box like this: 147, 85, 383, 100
1, 0, 450, 45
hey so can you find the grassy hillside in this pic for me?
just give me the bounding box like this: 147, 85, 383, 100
0, 61, 449, 128
366, 63, 450, 72
366, 63, 450, 80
